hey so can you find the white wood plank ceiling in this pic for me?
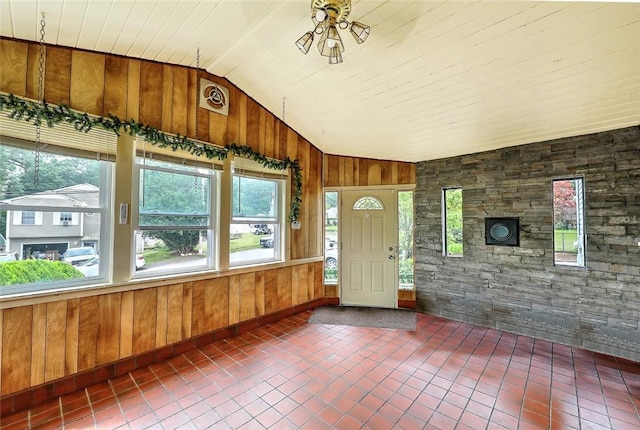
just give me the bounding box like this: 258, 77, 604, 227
1, 0, 639, 162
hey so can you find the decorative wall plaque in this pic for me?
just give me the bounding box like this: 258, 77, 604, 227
199, 78, 230, 116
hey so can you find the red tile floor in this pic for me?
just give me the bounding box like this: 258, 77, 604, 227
2, 310, 639, 429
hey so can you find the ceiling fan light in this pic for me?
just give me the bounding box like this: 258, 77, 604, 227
350, 21, 370, 44
317, 25, 344, 57
296, 32, 314, 54
328, 46, 343, 64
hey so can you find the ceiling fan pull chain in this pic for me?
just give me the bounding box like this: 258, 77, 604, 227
34, 12, 46, 188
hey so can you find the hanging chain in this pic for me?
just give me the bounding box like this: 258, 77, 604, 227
34, 13, 46, 187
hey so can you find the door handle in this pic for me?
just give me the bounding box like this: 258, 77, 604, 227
388, 255, 395, 260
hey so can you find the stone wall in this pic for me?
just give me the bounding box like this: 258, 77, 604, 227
414, 125, 640, 361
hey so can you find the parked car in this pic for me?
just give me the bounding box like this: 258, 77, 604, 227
76, 257, 100, 277
325, 248, 338, 269
0, 252, 18, 262
76, 254, 145, 277
259, 236, 274, 248
62, 247, 97, 266
252, 225, 272, 235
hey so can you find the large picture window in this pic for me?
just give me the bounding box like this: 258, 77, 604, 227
0, 143, 113, 295
134, 159, 216, 276
230, 166, 284, 267
553, 177, 586, 266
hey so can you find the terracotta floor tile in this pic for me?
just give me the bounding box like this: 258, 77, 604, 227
2, 310, 639, 430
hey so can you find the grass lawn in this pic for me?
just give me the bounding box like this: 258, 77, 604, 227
230, 233, 263, 252
555, 229, 578, 252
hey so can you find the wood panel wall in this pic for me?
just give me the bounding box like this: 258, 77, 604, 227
1, 263, 323, 395
0, 37, 416, 400
323, 154, 415, 187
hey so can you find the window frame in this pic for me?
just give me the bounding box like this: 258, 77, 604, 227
442, 187, 463, 257
552, 176, 586, 267
132, 159, 218, 277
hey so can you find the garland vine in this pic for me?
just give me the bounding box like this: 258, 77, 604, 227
0, 93, 302, 221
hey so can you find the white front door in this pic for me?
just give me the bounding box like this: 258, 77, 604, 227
341, 190, 397, 308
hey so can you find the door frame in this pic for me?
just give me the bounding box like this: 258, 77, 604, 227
323, 185, 415, 307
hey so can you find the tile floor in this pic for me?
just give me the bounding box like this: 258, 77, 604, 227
2, 310, 639, 429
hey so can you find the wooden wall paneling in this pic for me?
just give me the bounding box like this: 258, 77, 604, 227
0, 39, 27, 95
399, 162, 414, 184
297, 138, 310, 257
344, 156, 355, 187
77, 296, 98, 372
391, 162, 399, 185
119, 291, 134, 358
226, 85, 241, 144
171, 67, 188, 137
353, 157, 361, 186
65, 298, 79, 375
182, 282, 193, 339
209, 111, 228, 147
240, 273, 256, 322
96, 294, 122, 365
278, 122, 288, 162
26, 43, 40, 100
258, 109, 267, 156
290, 265, 300, 306
44, 301, 67, 382
358, 159, 369, 186
228, 275, 241, 326
44, 46, 72, 106
138, 61, 163, 130
315, 262, 324, 298
264, 269, 279, 315
196, 103, 210, 144
381, 160, 392, 185
190, 280, 206, 336
132, 289, 157, 355
166, 283, 184, 344
338, 156, 346, 187
238, 92, 248, 146
126, 59, 141, 122
155, 286, 168, 348
325, 155, 339, 187
70, 50, 105, 116
206, 278, 229, 331
297, 264, 309, 304
1, 307, 32, 394
255, 271, 266, 317
30, 304, 46, 386
277, 266, 293, 310
264, 110, 276, 159
246, 98, 260, 153
307, 146, 320, 256
161, 65, 174, 133
187, 70, 197, 139
368, 160, 382, 185
103, 56, 128, 119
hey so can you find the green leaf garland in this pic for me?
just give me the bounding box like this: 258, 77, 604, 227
0, 93, 302, 221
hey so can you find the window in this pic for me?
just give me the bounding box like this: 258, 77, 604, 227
21, 211, 37, 225
553, 178, 586, 266
443, 187, 463, 256
324, 191, 338, 284
0, 144, 113, 295
230, 168, 284, 267
398, 190, 414, 289
353, 196, 384, 210
135, 159, 215, 276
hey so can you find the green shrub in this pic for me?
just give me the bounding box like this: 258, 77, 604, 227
0, 260, 84, 286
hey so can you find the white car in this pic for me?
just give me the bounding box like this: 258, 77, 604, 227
62, 247, 96, 266
76, 254, 145, 277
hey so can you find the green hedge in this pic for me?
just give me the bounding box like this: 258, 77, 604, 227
0, 260, 84, 286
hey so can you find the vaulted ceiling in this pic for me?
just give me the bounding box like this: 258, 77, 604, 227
1, 0, 639, 162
